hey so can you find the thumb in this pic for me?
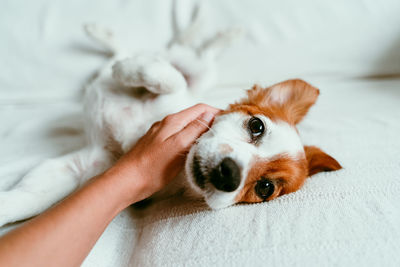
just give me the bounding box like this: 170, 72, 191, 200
170, 112, 215, 150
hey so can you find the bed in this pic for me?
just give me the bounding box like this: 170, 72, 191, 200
1, 0, 400, 266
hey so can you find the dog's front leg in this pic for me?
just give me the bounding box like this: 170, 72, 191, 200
0, 147, 112, 227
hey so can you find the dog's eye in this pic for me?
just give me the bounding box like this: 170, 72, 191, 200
255, 178, 275, 200
248, 117, 264, 137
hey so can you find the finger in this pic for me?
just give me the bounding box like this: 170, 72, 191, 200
168, 112, 215, 150
160, 104, 220, 138
173, 103, 220, 123
148, 121, 161, 133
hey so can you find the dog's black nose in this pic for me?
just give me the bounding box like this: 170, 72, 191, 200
210, 157, 241, 192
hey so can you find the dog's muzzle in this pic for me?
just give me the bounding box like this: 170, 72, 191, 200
209, 157, 241, 192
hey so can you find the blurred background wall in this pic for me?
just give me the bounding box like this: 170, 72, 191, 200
1, 0, 400, 101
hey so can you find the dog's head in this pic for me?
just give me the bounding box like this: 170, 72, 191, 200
185, 79, 342, 209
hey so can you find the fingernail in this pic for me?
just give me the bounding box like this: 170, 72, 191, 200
200, 112, 214, 123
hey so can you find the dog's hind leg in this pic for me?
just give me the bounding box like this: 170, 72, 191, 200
112, 54, 188, 95
0, 147, 112, 227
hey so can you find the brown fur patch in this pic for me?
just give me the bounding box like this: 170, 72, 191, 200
236, 146, 342, 203
236, 154, 308, 203
223, 79, 319, 125
304, 146, 342, 175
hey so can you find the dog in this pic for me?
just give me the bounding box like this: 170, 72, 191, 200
0, 4, 341, 227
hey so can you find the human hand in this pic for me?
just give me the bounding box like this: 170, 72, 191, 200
105, 104, 220, 205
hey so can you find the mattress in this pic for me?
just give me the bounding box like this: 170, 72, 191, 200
1, 0, 400, 266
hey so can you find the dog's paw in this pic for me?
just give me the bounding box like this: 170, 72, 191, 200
0, 194, 16, 227
112, 55, 187, 94
0, 192, 35, 227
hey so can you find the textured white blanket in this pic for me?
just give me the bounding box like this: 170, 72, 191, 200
1, 0, 400, 266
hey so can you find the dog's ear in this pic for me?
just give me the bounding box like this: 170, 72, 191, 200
246, 79, 319, 124
304, 146, 342, 176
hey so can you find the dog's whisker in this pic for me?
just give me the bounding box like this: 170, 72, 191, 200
195, 118, 214, 131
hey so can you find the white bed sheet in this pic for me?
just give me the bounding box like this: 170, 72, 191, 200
1, 78, 399, 266
1, 0, 400, 266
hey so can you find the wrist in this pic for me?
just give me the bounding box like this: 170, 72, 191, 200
99, 162, 146, 210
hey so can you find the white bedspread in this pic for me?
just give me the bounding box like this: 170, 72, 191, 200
1, 0, 400, 266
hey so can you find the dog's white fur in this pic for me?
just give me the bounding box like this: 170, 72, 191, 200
0, 3, 243, 227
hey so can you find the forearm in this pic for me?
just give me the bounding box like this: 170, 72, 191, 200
0, 170, 139, 267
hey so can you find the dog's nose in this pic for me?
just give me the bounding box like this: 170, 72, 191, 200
210, 157, 241, 192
